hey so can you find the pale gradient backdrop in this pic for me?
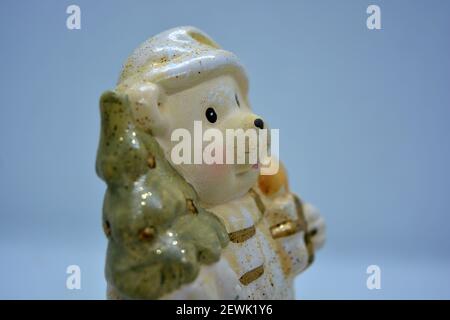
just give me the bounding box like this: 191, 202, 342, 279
1, 0, 449, 299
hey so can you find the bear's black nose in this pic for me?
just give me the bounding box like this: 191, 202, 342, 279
254, 118, 264, 129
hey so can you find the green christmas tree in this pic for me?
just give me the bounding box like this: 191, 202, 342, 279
96, 91, 229, 299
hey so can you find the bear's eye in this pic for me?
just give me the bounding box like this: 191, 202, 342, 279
205, 107, 217, 123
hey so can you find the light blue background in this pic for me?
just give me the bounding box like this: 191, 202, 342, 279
1, 0, 449, 299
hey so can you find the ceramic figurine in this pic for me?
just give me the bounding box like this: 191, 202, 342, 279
96, 26, 325, 300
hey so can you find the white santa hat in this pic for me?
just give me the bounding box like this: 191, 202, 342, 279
118, 26, 248, 94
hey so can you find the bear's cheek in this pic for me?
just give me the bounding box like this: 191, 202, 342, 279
198, 163, 232, 180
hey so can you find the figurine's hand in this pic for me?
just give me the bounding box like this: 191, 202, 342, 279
172, 213, 229, 264
303, 202, 326, 251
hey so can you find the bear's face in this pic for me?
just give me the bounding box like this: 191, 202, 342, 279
125, 75, 265, 205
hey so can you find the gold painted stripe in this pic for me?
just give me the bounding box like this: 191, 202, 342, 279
305, 232, 315, 266
228, 225, 256, 243
293, 195, 307, 232
270, 219, 302, 239
239, 264, 264, 285
249, 188, 266, 214
293, 195, 315, 267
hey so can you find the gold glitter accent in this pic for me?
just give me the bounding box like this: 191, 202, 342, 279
270, 219, 302, 239
186, 199, 198, 214
139, 227, 155, 241
228, 225, 256, 243
147, 155, 156, 169
239, 264, 264, 285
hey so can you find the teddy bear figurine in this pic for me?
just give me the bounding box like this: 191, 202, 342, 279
96, 26, 325, 300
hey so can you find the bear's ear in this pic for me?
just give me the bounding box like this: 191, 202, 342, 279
123, 82, 168, 136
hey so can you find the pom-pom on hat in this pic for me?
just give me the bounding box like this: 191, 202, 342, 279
118, 26, 249, 94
